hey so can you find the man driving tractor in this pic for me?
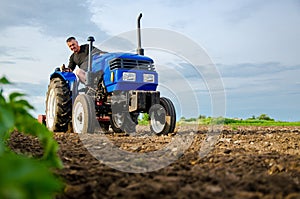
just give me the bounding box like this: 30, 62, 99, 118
61, 36, 103, 83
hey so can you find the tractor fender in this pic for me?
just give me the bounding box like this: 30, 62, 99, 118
49, 71, 77, 89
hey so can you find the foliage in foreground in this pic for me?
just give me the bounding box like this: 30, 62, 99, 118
0, 76, 63, 199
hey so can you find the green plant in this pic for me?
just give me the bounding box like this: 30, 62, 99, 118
138, 113, 150, 125
231, 125, 238, 131
257, 113, 274, 121
0, 76, 63, 199
198, 115, 206, 119
180, 114, 300, 126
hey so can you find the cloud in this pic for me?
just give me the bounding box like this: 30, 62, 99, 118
0, 61, 16, 64
0, 46, 16, 57
222, 0, 268, 24
87, 0, 300, 67
218, 62, 299, 78
4, 81, 47, 97
0, 26, 65, 83
0, 0, 108, 39
0, 1, 110, 86
217, 62, 300, 120
88, 0, 200, 34
218, 62, 300, 96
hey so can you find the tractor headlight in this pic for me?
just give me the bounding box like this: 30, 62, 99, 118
110, 71, 114, 82
143, 74, 155, 83
123, 72, 136, 81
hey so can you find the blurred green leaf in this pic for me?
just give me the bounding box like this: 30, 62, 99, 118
0, 93, 5, 103
0, 105, 14, 135
14, 99, 34, 110
0, 152, 63, 199
0, 76, 64, 198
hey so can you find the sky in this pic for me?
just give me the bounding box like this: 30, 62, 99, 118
0, 0, 299, 121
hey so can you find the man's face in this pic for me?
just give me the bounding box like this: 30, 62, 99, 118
67, 39, 80, 53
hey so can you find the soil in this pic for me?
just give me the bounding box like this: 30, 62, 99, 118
9, 125, 300, 199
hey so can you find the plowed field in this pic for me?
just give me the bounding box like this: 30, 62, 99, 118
9, 126, 300, 199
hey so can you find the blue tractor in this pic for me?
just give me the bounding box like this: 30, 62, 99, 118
45, 13, 176, 134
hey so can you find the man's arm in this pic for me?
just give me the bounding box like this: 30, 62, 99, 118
67, 54, 76, 71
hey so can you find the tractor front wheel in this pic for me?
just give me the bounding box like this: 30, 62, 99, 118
72, 94, 97, 134
150, 97, 176, 135
110, 112, 137, 134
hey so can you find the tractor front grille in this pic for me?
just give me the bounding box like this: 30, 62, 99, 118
109, 58, 155, 71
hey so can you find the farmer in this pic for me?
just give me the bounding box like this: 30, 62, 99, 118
62, 36, 102, 83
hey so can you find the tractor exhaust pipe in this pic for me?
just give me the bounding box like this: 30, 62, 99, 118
86, 36, 95, 86
136, 13, 144, 55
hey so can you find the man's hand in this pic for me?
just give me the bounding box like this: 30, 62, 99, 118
60, 64, 66, 71
60, 64, 72, 72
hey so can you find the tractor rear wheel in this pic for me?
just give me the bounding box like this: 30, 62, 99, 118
72, 94, 97, 134
46, 77, 72, 132
150, 97, 176, 135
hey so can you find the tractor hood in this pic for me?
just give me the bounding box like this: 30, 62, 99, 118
91, 52, 158, 92
92, 52, 154, 73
